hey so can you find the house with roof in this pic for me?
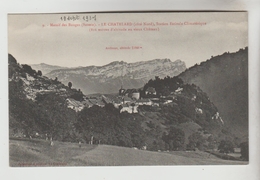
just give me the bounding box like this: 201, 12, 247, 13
89, 98, 105, 107
145, 87, 156, 96
66, 98, 85, 112
119, 87, 140, 100
106, 95, 123, 108
102, 95, 112, 104
82, 100, 94, 108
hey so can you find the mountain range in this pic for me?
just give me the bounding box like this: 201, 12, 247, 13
30, 63, 68, 75
34, 59, 187, 95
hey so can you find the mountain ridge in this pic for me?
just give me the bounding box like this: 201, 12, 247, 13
30, 63, 68, 75
44, 58, 186, 94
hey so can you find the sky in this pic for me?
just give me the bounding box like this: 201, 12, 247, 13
8, 12, 248, 68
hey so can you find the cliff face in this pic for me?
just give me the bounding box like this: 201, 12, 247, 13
45, 59, 186, 94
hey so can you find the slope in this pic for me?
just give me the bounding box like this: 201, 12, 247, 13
178, 47, 248, 139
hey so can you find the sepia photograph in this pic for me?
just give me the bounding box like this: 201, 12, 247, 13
8, 12, 249, 167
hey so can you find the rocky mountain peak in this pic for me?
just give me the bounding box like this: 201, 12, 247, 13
44, 58, 186, 94
105, 61, 127, 67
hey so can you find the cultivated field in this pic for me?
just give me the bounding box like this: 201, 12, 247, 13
9, 138, 248, 167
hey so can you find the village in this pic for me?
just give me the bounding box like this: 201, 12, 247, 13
66, 85, 184, 113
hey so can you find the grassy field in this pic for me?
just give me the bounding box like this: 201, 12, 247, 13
9, 138, 248, 167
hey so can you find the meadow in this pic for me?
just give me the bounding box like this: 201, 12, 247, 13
9, 138, 247, 167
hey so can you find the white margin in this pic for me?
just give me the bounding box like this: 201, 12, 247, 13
0, 1, 259, 180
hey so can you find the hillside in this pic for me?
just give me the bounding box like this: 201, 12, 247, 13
44, 59, 186, 94
178, 47, 248, 139
8, 54, 82, 141
10, 138, 247, 166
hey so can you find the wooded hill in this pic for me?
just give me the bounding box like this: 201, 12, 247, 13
179, 47, 248, 140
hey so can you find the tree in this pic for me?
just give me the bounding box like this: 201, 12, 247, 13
162, 127, 185, 151
37, 70, 42, 76
22, 64, 37, 77
207, 135, 217, 150
233, 137, 241, 147
240, 141, 249, 160
8, 54, 17, 65
187, 132, 206, 150
218, 140, 234, 154
68, 82, 72, 89
35, 93, 76, 141
69, 91, 84, 101
161, 86, 171, 96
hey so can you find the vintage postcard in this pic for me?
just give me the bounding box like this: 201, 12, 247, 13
8, 12, 248, 167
